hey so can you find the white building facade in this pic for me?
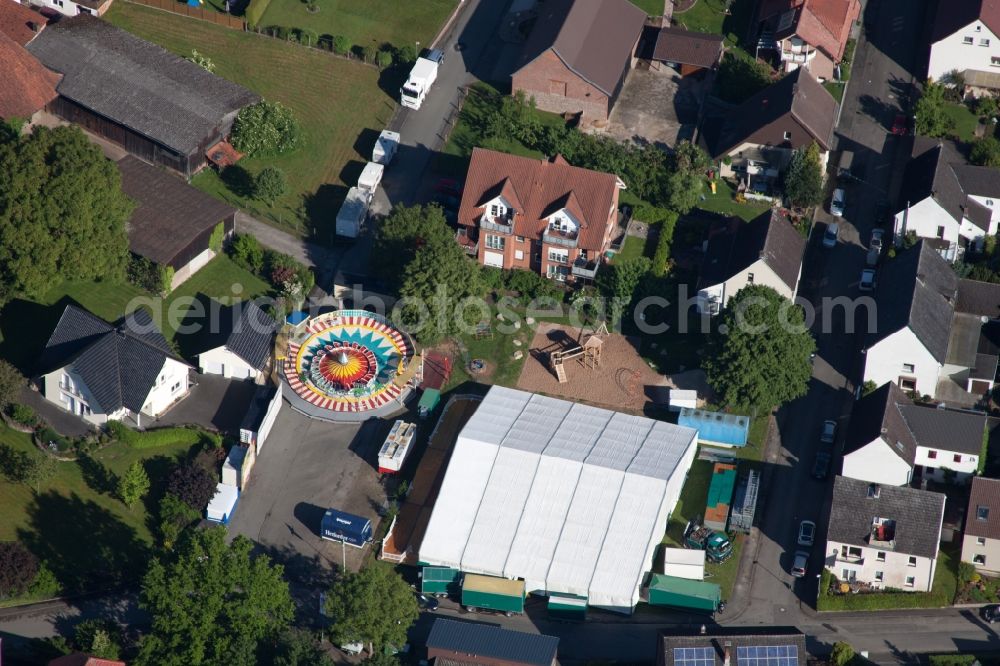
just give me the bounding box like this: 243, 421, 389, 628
929, 20, 1000, 87
862, 329, 942, 395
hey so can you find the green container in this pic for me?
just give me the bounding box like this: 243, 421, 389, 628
461, 574, 525, 614
421, 566, 461, 595
648, 574, 720, 613
547, 592, 587, 621
418, 389, 441, 419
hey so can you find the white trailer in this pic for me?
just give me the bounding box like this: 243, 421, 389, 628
372, 130, 400, 165
335, 186, 370, 239
357, 161, 384, 199
400, 55, 439, 110
377, 419, 416, 474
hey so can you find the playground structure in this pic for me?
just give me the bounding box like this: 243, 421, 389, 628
549, 322, 607, 383
279, 310, 420, 420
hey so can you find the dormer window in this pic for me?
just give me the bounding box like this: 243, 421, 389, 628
783, 131, 792, 140
867, 484, 880, 498
979, 505, 990, 521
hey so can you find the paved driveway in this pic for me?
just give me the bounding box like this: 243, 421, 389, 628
226, 405, 390, 582
152, 374, 257, 434
603, 67, 707, 147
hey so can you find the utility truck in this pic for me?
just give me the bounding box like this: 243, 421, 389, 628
400, 49, 443, 110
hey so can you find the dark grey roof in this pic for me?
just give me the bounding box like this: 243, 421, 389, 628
930, 0, 1000, 43
947, 312, 984, 367
828, 476, 945, 559
870, 241, 957, 363
699, 68, 838, 157
515, 0, 646, 96
41, 305, 189, 414
427, 619, 558, 666
967, 476, 1000, 540
898, 404, 986, 455
26, 15, 258, 156
652, 26, 724, 69
898, 140, 1000, 230
223, 300, 277, 370
658, 628, 807, 666
843, 382, 917, 463
697, 210, 805, 292
952, 163, 1000, 198
957, 278, 1000, 318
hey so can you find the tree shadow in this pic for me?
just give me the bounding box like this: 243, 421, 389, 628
302, 183, 348, 244
17, 491, 148, 592
78, 453, 117, 496
141, 453, 185, 537
0, 295, 87, 375
221, 164, 255, 198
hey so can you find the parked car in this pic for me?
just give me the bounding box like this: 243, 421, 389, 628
891, 113, 908, 135
425, 48, 445, 65
417, 593, 440, 611
812, 452, 832, 479
860, 268, 876, 292
870, 228, 885, 253
797, 520, 816, 547
791, 550, 810, 578
823, 223, 839, 248
820, 419, 837, 444
830, 188, 846, 217
981, 604, 1000, 623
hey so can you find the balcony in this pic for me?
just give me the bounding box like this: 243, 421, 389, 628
571, 257, 600, 279
543, 227, 579, 248
455, 229, 477, 256
479, 214, 513, 235
868, 520, 897, 550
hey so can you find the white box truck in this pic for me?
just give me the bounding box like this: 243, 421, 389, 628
357, 161, 384, 199
372, 129, 400, 165
400, 49, 443, 110
335, 187, 369, 239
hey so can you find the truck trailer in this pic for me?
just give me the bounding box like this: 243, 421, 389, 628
461, 574, 525, 615
648, 574, 722, 615
421, 566, 461, 596
400, 51, 442, 110
372, 129, 400, 165
683, 521, 733, 563
335, 186, 369, 239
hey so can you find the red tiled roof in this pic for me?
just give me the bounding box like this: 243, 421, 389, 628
458, 148, 621, 251
48, 654, 127, 666
0, 0, 45, 46
0, 31, 59, 120
760, 0, 861, 61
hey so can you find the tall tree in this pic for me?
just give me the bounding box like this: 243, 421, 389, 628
0, 541, 39, 598
22, 452, 56, 493
116, 461, 150, 509
662, 141, 709, 214
914, 81, 956, 138
971, 136, 1000, 167
165, 463, 217, 511
269, 628, 334, 666
136, 528, 293, 666
0, 126, 131, 304
0, 359, 25, 413
324, 562, 419, 654
703, 285, 815, 412
372, 204, 453, 288
784, 142, 824, 208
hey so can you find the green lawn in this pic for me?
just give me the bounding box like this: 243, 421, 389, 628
824, 81, 845, 103
0, 423, 200, 592
0, 255, 269, 373
942, 102, 980, 143
697, 178, 772, 221
674, 0, 755, 50
614, 235, 652, 263
630, 0, 664, 16
104, 2, 393, 239
255, 0, 456, 52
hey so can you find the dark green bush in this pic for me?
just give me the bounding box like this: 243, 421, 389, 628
8, 403, 37, 427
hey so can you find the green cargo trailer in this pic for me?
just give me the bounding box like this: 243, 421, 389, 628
648, 574, 721, 614
461, 574, 525, 615
547, 592, 587, 621
418, 389, 441, 420
421, 566, 461, 596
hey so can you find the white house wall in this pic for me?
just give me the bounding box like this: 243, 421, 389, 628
967, 194, 1000, 234
140, 358, 190, 417
893, 198, 960, 246
697, 259, 797, 315
962, 534, 1000, 575
825, 540, 936, 591
863, 328, 941, 395
171, 248, 217, 291
42, 366, 108, 426
929, 21, 1000, 84
915, 445, 978, 480
841, 439, 913, 486
34, 0, 110, 17
198, 346, 259, 380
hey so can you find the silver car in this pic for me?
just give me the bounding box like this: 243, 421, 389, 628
830, 188, 846, 217
798, 520, 816, 547
791, 550, 810, 578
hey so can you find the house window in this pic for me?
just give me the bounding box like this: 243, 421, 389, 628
936, 225, 946, 238
867, 483, 880, 498
516, 235, 525, 242
842, 545, 863, 559
490, 204, 498, 217
989, 200, 996, 206
905, 576, 916, 587
978, 505, 990, 521
908, 556, 917, 567
902, 363, 915, 373
485, 234, 505, 250
783, 131, 792, 140
979, 537, 988, 546
514, 250, 524, 261
876, 551, 886, 562
77, 5, 91, 13
977, 25, 983, 31
975, 554, 987, 565
928, 450, 938, 459
982, 38, 992, 47
993, 57, 1000, 67
874, 570, 884, 582
954, 454, 962, 463
747, 272, 754, 283
547, 249, 568, 264
965, 36, 975, 44
171, 381, 182, 393
900, 377, 917, 391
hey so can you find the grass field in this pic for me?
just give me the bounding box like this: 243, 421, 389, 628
255, 0, 456, 52
104, 2, 393, 239
697, 178, 772, 221
630, 0, 664, 15
675, 0, 755, 50
0, 256, 269, 372
615, 235, 652, 263
942, 102, 980, 143
0, 423, 199, 591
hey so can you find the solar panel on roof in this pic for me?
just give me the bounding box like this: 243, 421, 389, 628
674, 646, 715, 666
736, 644, 798, 666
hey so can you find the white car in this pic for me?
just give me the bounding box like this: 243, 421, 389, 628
822, 222, 839, 248
830, 188, 846, 217
870, 228, 884, 252
791, 550, 810, 578
860, 268, 876, 292
798, 520, 816, 547
820, 419, 837, 444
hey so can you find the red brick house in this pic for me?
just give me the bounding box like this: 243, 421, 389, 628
757, 0, 861, 80
511, 0, 647, 123
457, 148, 625, 282
0, 1, 57, 123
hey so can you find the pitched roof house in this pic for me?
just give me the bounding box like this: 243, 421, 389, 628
894, 138, 1000, 259
117, 155, 236, 289
49, 655, 126, 666
928, 0, 1000, 95
426, 618, 559, 666
963, 476, 1000, 575
842, 382, 986, 486
698, 68, 839, 185
825, 476, 946, 592
656, 628, 807, 666
511, 0, 646, 123
27, 15, 259, 176
650, 27, 724, 76
40, 305, 191, 427
0, 0, 47, 46
0, 1, 57, 123
756, 0, 862, 79
457, 147, 625, 282
197, 300, 278, 381
695, 210, 806, 315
